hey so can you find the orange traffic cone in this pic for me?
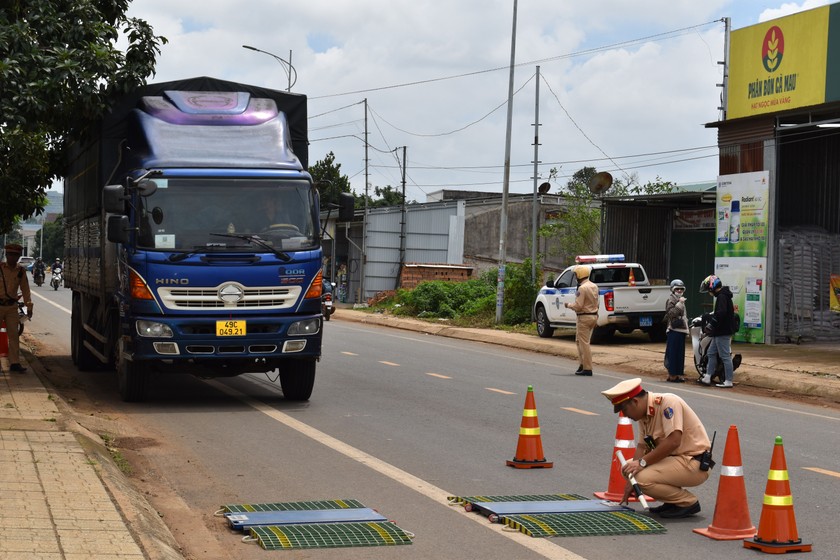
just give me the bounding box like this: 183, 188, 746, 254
594, 412, 650, 502
0, 321, 8, 358
628, 269, 636, 286
506, 386, 553, 469
743, 436, 811, 554
694, 425, 755, 540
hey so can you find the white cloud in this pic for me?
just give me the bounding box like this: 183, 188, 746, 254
123, 1, 809, 201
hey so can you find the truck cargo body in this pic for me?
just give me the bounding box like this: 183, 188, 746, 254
64, 77, 323, 401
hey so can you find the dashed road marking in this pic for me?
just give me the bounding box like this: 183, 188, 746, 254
379, 361, 400, 367
426, 373, 452, 379
486, 388, 515, 395
803, 467, 840, 479
561, 407, 599, 416
341, 351, 358, 356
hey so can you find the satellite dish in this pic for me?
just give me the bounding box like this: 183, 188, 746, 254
588, 171, 613, 195
538, 182, 551, 194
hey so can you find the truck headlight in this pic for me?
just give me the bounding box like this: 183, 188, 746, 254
288, 318, 320, 336
136, 320, 174, 338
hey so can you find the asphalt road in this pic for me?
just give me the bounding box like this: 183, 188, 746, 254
26, 284, 840, 560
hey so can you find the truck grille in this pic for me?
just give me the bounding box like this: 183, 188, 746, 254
158, 285, 301, 310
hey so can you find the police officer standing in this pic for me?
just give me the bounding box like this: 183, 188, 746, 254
1, 244, 34, 373
564, 265, 598, 376
601, 377, 712, 518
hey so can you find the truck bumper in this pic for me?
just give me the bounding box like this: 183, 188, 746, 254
124, 314, 322, 375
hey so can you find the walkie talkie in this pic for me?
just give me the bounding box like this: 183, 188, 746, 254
699, 431, 716, 471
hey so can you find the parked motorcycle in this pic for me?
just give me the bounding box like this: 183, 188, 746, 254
690, 315, 742, 385
322, 281, 336, 321
33, 268, 45, 287
50, 267, 63, 291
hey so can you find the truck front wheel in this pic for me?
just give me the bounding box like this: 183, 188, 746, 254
535, 306, 554, 338
117, 339, 147, 402
279, 359, 315, 401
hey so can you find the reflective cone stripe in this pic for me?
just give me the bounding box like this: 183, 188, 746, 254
744, 436, 811, 554
594, 413, 651, 502
506, 386, 553, 469
693, 425, 755, 540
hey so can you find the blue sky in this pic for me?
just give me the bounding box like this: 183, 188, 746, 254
122, 0, 832, 202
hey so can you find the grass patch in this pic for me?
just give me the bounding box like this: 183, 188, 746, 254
100, 434, 132, 475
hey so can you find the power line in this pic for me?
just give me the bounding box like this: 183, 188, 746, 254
310, 19, 722, 100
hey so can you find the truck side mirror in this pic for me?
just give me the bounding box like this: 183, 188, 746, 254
107, 215, 130, 243
337, 192, 355, 222
104, 185, 126, 214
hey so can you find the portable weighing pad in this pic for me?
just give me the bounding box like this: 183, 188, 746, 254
226, 507, 386, 530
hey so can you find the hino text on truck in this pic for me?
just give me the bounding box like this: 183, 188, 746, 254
64, 77, 352, 402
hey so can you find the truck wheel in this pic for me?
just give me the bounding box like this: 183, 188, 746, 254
535, 306, 554, 338
279, 359, 315, 401
72, 294, 99, 371
648, 325, 667, 343
591, 326, 615, 344
117, 339, 146, 402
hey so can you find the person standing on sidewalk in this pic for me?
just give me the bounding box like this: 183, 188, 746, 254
564, 265, 598, 376
1, 244, 34, 373
698, 274, 736, 388
602, 377, 712, 518
664, 279, 689, 383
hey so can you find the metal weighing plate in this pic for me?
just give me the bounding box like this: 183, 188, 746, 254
226, 507, 386, 530
469, 499, 631, 518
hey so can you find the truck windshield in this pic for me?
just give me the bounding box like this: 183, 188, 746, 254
135, 177, 317, 252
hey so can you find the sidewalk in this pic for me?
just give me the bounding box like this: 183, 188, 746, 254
334, 308, 840, 404
0, 351, 183, 560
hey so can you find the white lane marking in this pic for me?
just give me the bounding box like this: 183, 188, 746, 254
31, 291, 72, 314
562, 407, 599, 416
209, 380, 586, 560
379, 361, 400, 367
426, 373, 452, 379
803, 467, 840, 479
486, 387, 516, 395
330, 323, 840, 422
341, 351, 358, 356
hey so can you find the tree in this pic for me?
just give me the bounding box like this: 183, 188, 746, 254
35, 215, 65, 261
309, 151, 352, 211
357, 185, 407, 209
0, 1, 167, 232
538, 167, 676, 261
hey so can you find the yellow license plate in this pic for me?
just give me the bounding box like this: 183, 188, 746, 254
216, 320, 246, 336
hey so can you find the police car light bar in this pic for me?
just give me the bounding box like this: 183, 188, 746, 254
575, 254, 625, 264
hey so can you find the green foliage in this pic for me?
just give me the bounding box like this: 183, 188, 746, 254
0, 1, 167, 231
35, 215, 65, 260
356, 185, 408, 208
309, 151, 352, 211
539, 167, 676, 260
373, 260, 539, 327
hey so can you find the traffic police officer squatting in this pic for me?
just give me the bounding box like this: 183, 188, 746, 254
601, 377, 713, 518
564, 265, 598, 376
1, 244, 34, 373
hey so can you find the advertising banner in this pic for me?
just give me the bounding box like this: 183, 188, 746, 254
727, 5, 831, 119
714, 171, 770, 343
831, 273, 840, 313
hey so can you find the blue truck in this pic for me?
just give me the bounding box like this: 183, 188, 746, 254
64, 77, 352, 401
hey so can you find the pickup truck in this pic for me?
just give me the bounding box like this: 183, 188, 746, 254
534, 255, 672, 343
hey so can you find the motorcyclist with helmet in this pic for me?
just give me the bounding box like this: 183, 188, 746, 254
32, 257, 46, 286
664, 279, 689, 382
698, 275, 736, 388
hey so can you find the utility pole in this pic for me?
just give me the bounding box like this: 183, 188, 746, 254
531, 65, 541, 285
360, 98, 369, 304
396, 146, 407, 289
496, 0, 518, 324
